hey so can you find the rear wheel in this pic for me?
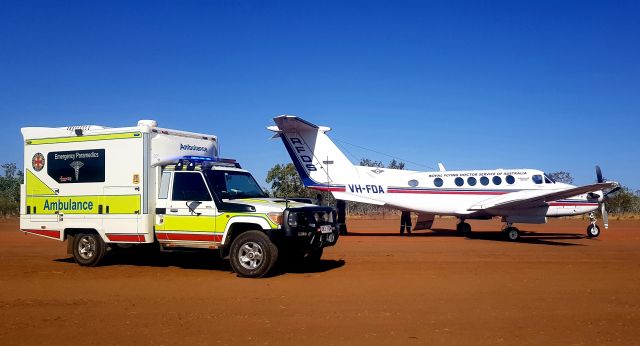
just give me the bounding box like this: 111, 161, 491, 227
229, 231, 278, 278
504, 227, 520, 241
72, 232, 107, 266
587, 224, 600, 238
456, 222, 471, 235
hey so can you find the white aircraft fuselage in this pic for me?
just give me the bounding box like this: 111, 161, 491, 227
309, 166, 600, 220
269, 115, 617, 237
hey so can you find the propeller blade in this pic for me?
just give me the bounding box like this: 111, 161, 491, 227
605, 186, 622, 198
596, 165, 603, 183
601, 204, 609, 229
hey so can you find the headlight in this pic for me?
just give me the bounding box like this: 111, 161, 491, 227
288, 212, 298, 227
268, 212, 283, 225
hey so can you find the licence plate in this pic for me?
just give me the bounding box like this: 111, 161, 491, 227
319, 225, 332, 234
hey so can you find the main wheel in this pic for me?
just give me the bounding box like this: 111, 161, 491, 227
586, 224, 600, 238
504, 227, 520, 241
456, 222, 471, 235
229, 231, 278, 278
72, 232, 107, 266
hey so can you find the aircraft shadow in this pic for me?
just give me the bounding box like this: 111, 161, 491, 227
54, 249, 346, 277
345, 228, 587, 246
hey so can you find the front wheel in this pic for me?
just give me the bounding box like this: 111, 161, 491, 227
229, 231, 278, 278
587, 224, 600, 238
72, 232, 107, 266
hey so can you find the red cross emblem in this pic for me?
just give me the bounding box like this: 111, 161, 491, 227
32, 153, 45, 172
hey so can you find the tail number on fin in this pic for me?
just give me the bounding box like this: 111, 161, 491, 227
348, 184, 385, 194
290, 137, 317, 172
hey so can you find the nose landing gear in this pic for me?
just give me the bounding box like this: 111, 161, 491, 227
587, 212, 601, 238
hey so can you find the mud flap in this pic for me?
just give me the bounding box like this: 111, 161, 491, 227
66, 233, 75, 254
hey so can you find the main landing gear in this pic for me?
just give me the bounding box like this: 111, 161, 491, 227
586, 212, 601, 238
502, 223, 520, 241
456, 220, 471, 235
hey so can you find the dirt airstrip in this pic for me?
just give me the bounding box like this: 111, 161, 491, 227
1, 217, 639, 345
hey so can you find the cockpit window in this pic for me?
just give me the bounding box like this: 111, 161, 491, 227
544, 174, 555, 184
532, 175, 543, 184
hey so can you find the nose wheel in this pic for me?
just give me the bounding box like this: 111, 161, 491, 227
586, 212, 601, 238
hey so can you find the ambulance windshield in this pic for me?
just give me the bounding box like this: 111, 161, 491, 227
204, 171, 268, 200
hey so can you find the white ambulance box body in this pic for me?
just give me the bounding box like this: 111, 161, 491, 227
20, 120, 217, 243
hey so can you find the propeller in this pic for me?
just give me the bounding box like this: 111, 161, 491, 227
595, 165, 622, 229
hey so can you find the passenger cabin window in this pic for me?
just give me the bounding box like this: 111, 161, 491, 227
159, 172, 171, 199
493, 176, 502, 185
506, 175, 515, 185
434, 178, 443, 187
172, 172, 212, 201
532, 175, 543, 184
467, 177, 477, 186
480, 176, 489, 186
455, 177, 464, 187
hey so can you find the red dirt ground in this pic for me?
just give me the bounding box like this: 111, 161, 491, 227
1, 217, 639, 345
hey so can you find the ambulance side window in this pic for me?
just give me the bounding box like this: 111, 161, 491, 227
172, 172, 212, 201
158, 172, 171, 199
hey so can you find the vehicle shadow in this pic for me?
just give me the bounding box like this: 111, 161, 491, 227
345, 228, 587, 246
55, 249, 346, 276
270, 259, 346, 277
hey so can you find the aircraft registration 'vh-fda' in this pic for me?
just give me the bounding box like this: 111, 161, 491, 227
268, 115, 621, 241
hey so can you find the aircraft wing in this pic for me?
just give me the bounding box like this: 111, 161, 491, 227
470, 182, 617, 211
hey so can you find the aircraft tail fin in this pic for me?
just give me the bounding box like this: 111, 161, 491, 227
268, 115, 355, 191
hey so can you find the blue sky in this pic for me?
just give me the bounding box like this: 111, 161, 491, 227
1, 0, 638, 189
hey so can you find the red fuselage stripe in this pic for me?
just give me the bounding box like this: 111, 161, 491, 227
548, 203, 598, 207
388, 190, 507, 195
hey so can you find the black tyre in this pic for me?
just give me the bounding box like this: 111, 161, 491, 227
587, 224, 600, 238
229, 231, 278, 278
72, 232, 107, 266
456, 222, 471, 235
504, 227, 520, 241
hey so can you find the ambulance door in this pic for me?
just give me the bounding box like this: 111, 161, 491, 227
160, 171, 219, 242
154, 171, 172, 233
102, 186, 141, 241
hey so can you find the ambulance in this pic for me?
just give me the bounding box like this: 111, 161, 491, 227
20, 120, 338, 278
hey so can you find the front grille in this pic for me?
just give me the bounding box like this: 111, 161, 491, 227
286, 209, 334, 228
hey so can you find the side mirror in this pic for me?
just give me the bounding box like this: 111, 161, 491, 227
186, 201, 202, 215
